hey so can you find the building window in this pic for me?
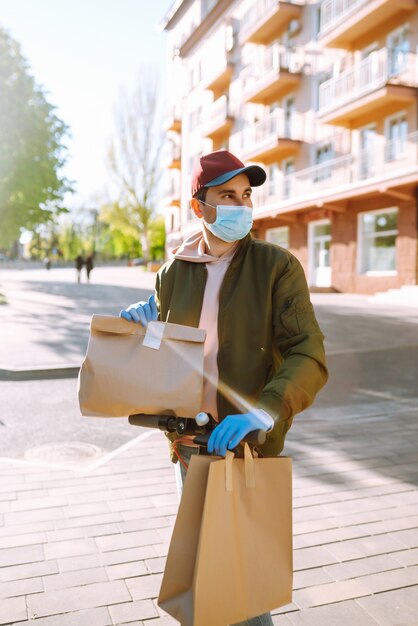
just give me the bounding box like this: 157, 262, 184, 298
386, 113, 408, 161
265, 226, 289, 249
358, 208, 398, 274
314, 143, 333, 181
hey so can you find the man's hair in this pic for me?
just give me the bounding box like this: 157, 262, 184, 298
193, 187, 207, 203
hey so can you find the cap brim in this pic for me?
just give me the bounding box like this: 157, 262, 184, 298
205, 165, 266, 188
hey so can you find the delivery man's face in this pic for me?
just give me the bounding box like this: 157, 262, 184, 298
191, 173, 253, 224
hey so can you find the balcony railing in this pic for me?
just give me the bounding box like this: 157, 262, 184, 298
319, 0, 366, 34
253, 131, 418, 210
244, 109, 304, 146
205, 95, 234, 138
318, 48, 418, 114
240, 0, 304, 42
242, 44, 304, 90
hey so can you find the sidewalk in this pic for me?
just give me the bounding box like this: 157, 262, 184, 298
1, 267, 417, 624
1, 400, 417, 626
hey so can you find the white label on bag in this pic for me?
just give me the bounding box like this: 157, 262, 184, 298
142, 321, 165, 350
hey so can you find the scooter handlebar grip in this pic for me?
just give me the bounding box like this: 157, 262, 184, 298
128, 414, 161, 428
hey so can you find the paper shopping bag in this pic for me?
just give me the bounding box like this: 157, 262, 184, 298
158, 445, 293, 626
78, 315, 206, 418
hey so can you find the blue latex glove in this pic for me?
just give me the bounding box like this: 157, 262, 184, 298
119, 294, 158, 326
207, 411, 274, 457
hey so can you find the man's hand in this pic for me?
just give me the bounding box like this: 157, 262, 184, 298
119, 294, 158, 326
207, 411, 274, 456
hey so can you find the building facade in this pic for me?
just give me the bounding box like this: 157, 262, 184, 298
160, 0, 418, 294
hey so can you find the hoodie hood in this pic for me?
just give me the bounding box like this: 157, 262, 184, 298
172, 230, 238, 263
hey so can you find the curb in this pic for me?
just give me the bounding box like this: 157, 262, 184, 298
0, 364, 80, 381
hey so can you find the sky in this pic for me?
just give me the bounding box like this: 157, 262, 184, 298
0, 0, 173, 210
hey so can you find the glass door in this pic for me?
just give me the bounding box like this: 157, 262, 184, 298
359, 124, 377, 179
308, 219, 332, 287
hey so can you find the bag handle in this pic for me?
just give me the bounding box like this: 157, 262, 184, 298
225, 444, 255, 492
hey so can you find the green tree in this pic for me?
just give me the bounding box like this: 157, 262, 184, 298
0, 28, 71, 248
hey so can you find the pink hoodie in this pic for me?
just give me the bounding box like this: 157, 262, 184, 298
172, 231, 239, 421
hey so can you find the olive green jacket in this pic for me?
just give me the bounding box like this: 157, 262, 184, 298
155, 234, 328, 460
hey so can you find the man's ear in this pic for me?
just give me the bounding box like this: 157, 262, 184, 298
190, 198, 203, 219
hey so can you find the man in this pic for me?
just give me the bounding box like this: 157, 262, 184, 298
120, 149, 328, 625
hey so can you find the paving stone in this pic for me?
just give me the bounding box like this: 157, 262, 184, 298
0, 544, 44, 567
0, 596, 27, 625
95, 529, 161, 552
293, 546, 338, 571
108, 599, 159, 623
10, 495, 67, 511
293, 568, 334, 590
108, 496, 154, 512
324, 533, 409, 561
58, 553, 100, 573
66, 489, 122, 504
54, 512, 123, 529
391, 546, 418, 566
65, 502, 111, 518
11, 607, 112, 626
0, 519, 54, 538
117, 517, 173, 534
26, 580, 131, 618
0, 530, 47, 549
44, 538, 97, 560
4, 506, 66, 524
145, 557, 167, 574
0, 575, 43, 598
359, 565, 418, 594
121, 505, 178, 521
324, 553, 403, 581
357, 585, 418, 625
99, 545, 156, 567
43, 566, 108, 591
46, 527, 88, 543
286, 599, 380, 625
0, 558, 58, 582
293, 579, 371, 609
106, 560, 148, 580
125, 573, 163, 600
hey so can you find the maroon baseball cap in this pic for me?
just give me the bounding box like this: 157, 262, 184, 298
191, 149, 266, 196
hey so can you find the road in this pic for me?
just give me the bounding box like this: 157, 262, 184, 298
0, 265, 417, 465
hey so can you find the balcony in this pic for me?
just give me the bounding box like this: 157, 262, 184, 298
242, 46, 303, 105
319, 0, 416, 49
240, 0, 304, 45
252, 130, 418, 217
166, 144, 181, 170
204, 96, 234, 140
164, 109, 182, 134
203, 61, 234, 100
236, 110, 303, 163
318, 48, 418, 127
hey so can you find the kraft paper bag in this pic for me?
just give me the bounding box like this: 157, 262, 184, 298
78, 315, 206, 418
158, 445, 293, 626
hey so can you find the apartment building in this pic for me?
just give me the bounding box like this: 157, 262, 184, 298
160, 0, 418, 294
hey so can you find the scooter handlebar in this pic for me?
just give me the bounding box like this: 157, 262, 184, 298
128, 413, 267, 446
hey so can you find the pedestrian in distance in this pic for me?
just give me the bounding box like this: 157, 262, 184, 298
120, 149, 328, 626
85, 253, 94, 283
44, 256, 51, 271
75, 254, 84, 283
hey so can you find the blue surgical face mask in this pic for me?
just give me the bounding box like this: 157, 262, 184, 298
200, 201, 253, 243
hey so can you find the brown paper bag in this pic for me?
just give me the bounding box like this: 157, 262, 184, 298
158, 445, 293, 626
78, 315, 206, 418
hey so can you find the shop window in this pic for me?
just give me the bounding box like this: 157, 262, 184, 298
358, 208, 398, 274
265, 226, 289, 249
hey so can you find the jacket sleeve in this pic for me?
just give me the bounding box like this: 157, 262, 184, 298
258, 254, 328, 433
